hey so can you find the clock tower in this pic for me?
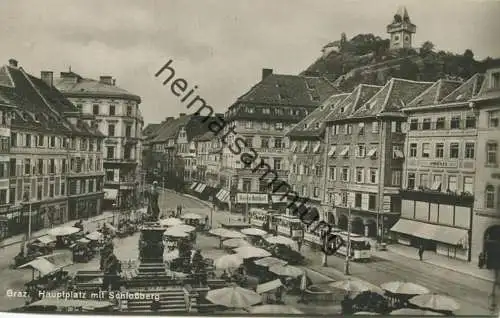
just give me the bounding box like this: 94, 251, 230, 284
387, 6, 416, 50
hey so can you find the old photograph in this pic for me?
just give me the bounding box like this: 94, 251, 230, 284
1, 0, 500, 315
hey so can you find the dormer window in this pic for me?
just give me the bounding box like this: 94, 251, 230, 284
340, 107, 345, 113
303, 123, 308, 129
245, 107, 254, 113
306, 81, 316, 90
262, 108, 270, 115
455, 94, 464, 101
492, 72, 500, 89
315, 123, 320, 129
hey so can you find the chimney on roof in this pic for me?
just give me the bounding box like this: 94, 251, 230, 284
262, 68, 273, 80
112, 79, 116, 86
8, 59, 18, 67
41, 71, 54, 87
99, 76, 113, 85
165, 117, 174, 122
179, 113, 186, 117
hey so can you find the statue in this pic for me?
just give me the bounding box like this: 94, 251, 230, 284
146, 181, 161, 221
139, 229, 164, 263
101, 252, 121, 291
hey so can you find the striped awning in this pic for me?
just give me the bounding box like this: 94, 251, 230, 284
190, 182, 199, 190
196, 184, 207, 193
216, 189, 230, 202
391, 219, 468, 246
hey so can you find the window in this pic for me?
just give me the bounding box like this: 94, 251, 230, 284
420, 174, 429, 188
9, 188, 15, 204
60, 182, 65, 195
465, 143, 475, 159
450, 143, 459, 159
447, 175, 458, 192
127, 105, 133, 116
11, 132, 17, 147
37, 159, 43, 175
488, 111, 499, 128
9, 158, 15, 176
486, 185, 495, 209
354, 193, 362, 208
357, 144, 365, 157
358, 123, 365, 135
24, 159, 31, 175
245, 121, 253, 129
372, 121, 379, 133
393, 145, 404, 159
450, 116, 461, 129
274, 138, 282, 149
106, 170, 114, 181
275, 122, 283, 130
492, 72, 500, 88
341, 167, 349, 182
341, 192, 348, 206
313, 187, 320, 198
391, 121, 402, 133
487, 142, 498, 164
244, 137, 253, 148
329, 166, 336, 180
273, 158, 282, 171
262, 122, 269, 130
93, 104, 99, 115
49, 184, 54, 198
368, 194, 377, 210
106, 146, 115, 159
37, 135, 44, 146
409, 143, 417, 157
301, 186, 307, 196
49, 159, 55, 174
109, 105, 115, 115
422, 143, 430, 158
346, 124, 353, 135
435, 143, 444, 158
25, 134, 31, 147
259, 179, 268, 193
392, 170, 402, 186
463, 176, 473, 194
108, 124, 115, 136
50, 136, 56, 148
315, 165, 322, 177
436, 117, 445, 129
261, 137, 269, 148
262, 108, 270, 114
62, 159, 67, 173
125, 125, 132, 137
409, 119, 418, 130
422, 118, 431, 130
407, 173, 416, 189
465, 116, 476, 129
369, 168, 378, 184
356, 167, 364, 183
431, 175, 442, 191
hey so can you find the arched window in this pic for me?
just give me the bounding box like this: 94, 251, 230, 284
486, 185, 495, 209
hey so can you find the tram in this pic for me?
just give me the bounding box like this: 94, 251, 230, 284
303, 223, 341, 246
335, 232, 372, 261
249, 208, 268, 228
275, 214, 304, 239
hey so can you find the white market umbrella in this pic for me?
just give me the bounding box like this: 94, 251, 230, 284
164, 228, 189, 238
269, 264, 304, 277
48, 226, 80, 237
210, 228, 246, 239
381, 281, 430, 295
206, 285, 262, 308
241, 228, 268, 236
222, 238, 251, 248
170, 224, 196, 233
85, 231, 103, 241
254, 257, 288, 268
354, 312, 380, 315
390, 308, 444, 316
159, 218, 184, 227
214, 254, 244, 270
234, 246, 271, 259
265, 235, 299, 250
409, 293, 460, 312
180, 213, 204, 220
248, 305, 303, 314
164, 249, 195, 262
328, 279, 385, 295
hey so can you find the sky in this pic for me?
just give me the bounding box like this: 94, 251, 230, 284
1, 0, 499, 125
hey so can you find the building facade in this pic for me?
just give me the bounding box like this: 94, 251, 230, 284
54, 72, 143, 211
470, 68, 500, 265
324, 79, 432, 239
392, 77, 479, 261
220, 69, 339, 215
0, 59, 104, 238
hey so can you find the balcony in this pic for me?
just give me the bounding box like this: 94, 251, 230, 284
400, 187, 474, 206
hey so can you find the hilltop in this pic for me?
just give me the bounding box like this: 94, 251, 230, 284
301, 33, 500, 91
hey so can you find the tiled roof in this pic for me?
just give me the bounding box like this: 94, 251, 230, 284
237, 74, 339, 106
143, 123, 162, 137
324, 84, 382, 122
0, 64, 101, 136
351, 78, 433, 118
287, 93, 349, 137
472, 69, 500, 101
405, 79, 462, 108
193, 130, 215, 142
54, 73, 141, 102
441, 73, 484, 103
0, 66, 13, 87
151, 116, 192, 144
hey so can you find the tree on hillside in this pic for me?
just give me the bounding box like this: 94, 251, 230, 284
399, 59, 420, 80
420, 41, 435, 56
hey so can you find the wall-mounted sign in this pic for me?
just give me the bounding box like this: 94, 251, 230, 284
422, 161, 458, 168
236, 193, 269, 204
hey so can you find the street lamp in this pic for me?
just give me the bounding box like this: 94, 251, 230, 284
344, 205, 352, 275
23, 191, 32, 253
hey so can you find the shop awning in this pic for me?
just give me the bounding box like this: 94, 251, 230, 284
390, 219, 468, 246
339, 146, 349, 157
103, 189, 118, 200
190, 182, 199, 190
290, 142, 297, 153
256, 279, 283, 294
328, 146, 336, 157
313, 143, 321, 153
367, 148, 377, 158
219, 190, 230, 203
393, 149, 405, 159
19, 258, 59, 275
271, 194, 288, 204
196, 183, 207, 193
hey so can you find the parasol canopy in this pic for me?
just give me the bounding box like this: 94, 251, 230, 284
19, 258, 60, 275
249, 304, 303, 314
48, 226, 80, 237
409, 293, 460, 312
206, 285, 262, 308
27, 298, 114, 309
33, 235, 56, 245
265, 235, 299, 250
180, 213, 204, 220
254, 256, 288, 268
327, 279, 385, 295
234, 246, 271, 259
214, 254, 243, 270
241, 228, 268, 236
210, 228, 246, 238
354, 312, 380, 315
85, 231, 103, 241
163, 228, 189, 238
170, 224, 196, 233
269, 264, 304, 277
222, 238, 251, 248
390, 308, 444, 316
381, 281, 430, 295
159, 218, 184, 227
164, 249, 195, 262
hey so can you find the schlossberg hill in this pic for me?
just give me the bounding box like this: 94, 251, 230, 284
301, 33, 500, 91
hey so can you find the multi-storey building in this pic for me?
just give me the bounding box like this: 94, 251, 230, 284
191, 131, 218, 201
0, 59, 104, 237
220, 69, 339, 215
470, 68, 500, 265
286, 93, 349, 220
54, 72, 143, 210
392, 77, 479, 261
324, 79, 432, 239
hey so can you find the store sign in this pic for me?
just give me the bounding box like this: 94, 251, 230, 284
236, 193, 269, 204
422, 161, 458, 168
271, 195, 288, 203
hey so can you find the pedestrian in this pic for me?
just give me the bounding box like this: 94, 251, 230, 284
418, 244, 424, 261
297, 238, 303, 252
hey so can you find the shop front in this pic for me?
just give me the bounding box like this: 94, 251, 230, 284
234, 193, 269, 214
68, 194, 103, 221
215, 188, 230, 210
270, 193, 289, 213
